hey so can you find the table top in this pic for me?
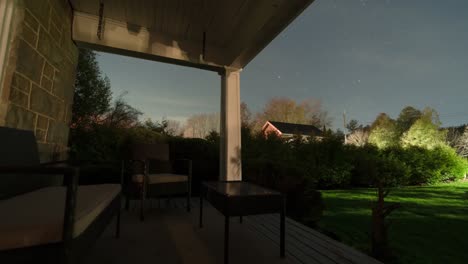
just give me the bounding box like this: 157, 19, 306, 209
202, 181, 281, 197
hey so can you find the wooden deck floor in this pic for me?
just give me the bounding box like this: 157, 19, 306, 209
84, 199, 381, 264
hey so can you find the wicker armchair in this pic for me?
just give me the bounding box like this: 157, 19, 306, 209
122, 143, 191, 221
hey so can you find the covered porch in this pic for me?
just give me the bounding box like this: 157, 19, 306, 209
0, 1, 381, 264
0, 0, 316, 179
68, 0, 318, 181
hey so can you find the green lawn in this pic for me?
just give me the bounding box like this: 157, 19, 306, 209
319, 182, 468, 264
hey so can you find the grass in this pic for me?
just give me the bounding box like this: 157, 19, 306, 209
319, 181, 468, 264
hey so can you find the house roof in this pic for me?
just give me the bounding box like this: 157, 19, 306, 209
266, 121, 323, 136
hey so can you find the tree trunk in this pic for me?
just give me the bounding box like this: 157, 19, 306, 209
371, 184, 400, 260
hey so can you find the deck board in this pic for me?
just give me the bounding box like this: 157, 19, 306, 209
249, 214, 381, 264
249, 215, 343, 264
84, 198, 381, 264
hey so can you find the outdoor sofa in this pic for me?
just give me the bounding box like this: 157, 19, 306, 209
0, 127, 122, 263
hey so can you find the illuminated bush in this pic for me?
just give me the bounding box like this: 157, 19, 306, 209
401, 112, 447, 149
384, 146, 468, 185
368, 113, 400, 149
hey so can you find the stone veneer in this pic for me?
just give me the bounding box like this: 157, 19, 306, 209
0, 0, 78, 161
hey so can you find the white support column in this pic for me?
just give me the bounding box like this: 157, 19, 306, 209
219, 68, 242, 181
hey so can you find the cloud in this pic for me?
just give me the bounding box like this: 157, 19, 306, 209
342, 48, 438, 75
127, 92, 220, 123
140, 114, 188, 123
133, 94, 215, 109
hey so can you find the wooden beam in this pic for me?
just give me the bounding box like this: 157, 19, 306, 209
72, 12, 231, 72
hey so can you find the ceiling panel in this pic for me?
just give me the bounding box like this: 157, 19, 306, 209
71, 0, 251, 46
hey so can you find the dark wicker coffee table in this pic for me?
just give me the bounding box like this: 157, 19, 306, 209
199, 181, 285, 264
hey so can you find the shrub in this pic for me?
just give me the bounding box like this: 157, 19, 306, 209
125, 126, 167, 144
317, 164, 353, 188
242, 131, 324, 224
431, 146, 468, 182
70, 124, 167, 162
388, 146, 468, 185
376, 148, 411, 186
348, 146, 411, 187
291, 184, 325, 228
69, 125, 128, 161
168, 137, 219, 195
297, 137, 355, 189
72, 124, 468, 189
349, 145, 380, 186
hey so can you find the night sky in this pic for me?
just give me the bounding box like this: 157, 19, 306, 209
97, 0, 468, 129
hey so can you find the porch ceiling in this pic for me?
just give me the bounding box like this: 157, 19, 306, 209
70, 0, 314, 71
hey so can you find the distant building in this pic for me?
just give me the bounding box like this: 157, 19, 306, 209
261, 121, 323, 140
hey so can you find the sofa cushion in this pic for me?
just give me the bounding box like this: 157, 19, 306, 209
0, 127, 47, 200
0, 184, 121, 250
132, 173, 188, 184
0, 127, 39, 166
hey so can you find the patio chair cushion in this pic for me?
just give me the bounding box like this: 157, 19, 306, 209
0, 127, 51, 200
0, 184, 120, 250
132, 173, 188, 184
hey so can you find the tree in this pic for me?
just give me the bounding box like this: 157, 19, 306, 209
165, 119, 183, 136
141, 119, 166, 133
333, 129, 345, 143
254, 97, 331, 130
371, 183, 401, 260
454, 127, 468, 158
368, 113, 399, 149
103, 93, 141, 128
141, 118, 183, 136
346, 119, 360, 133
447, 125, 468, 158
240, 102, 253, 128
184, 113, 219, 138
396, 106, 422, 134
69, 49, 144, 160
72, 49, 112, 128
205, 130, 220, 143
401, 108, 446, 149
347, 127, 370, 146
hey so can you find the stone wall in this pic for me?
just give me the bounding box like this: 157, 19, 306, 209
0, 0, 78, 161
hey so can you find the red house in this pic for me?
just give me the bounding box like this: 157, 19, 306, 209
261, 121, 323, 140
